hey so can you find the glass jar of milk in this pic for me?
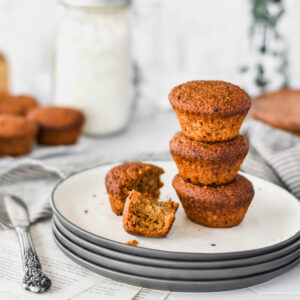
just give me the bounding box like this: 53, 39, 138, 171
54, 0, 133, 136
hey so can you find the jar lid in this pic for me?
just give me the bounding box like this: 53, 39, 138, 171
60, 0, 131, 7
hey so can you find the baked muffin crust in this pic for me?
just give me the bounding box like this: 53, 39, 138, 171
0, 114, 37, 138
169, 80, 251, 117
27, 106, 85, 145
170, 133, 249, 185
27, 106, 84, 130
0, 114, 37, 156
173, 174, 254, 228
0, 93, 39, 116
170, 132, 248, 161
105, 162, 164, 215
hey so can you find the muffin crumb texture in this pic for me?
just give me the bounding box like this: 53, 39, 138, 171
123, 191, 179, 238
105, 162, 164, 215
126, 239, 139, 246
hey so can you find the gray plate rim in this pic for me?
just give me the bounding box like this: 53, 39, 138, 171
53, 216, 300, 269
53, 232, 300, 292
53, 222, 300, 280
51, 161, 300, 261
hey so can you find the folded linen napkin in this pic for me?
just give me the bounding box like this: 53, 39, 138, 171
0, 138, 170, 224
0, 119, 299, 224
241, 120, 300, 199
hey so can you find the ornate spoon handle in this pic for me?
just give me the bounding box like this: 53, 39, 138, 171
15, 226, 52, 293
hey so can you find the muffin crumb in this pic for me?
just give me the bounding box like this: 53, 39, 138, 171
126, 240, 139, 246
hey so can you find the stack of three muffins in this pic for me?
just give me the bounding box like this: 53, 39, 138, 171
169, 81, 255, 228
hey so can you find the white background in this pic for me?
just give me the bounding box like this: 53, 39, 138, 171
1, 0, 300, 107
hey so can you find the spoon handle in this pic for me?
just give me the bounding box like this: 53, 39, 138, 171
15, 226, 52, 293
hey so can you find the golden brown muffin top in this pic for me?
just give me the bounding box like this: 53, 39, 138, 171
170, 132, 249, 161
0, 93, 39, 116
0, 114, 38, 139
173, 174, 254, 207
251, 89, 300, 132
169, 80, 251, 116
27, 106, 85, 130
105, 162, 164, 195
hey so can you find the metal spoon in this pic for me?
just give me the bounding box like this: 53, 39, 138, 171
0, 194, 51, 293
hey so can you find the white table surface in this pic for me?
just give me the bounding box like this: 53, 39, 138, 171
1, 112, 300, 300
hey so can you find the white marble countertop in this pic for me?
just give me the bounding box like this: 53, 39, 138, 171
1, 112, 300, 300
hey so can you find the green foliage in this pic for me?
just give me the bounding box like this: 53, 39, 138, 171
242, 0, 289, 92
250, 0, 284, 27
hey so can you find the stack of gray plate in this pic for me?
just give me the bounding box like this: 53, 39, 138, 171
51, 161, 300, 292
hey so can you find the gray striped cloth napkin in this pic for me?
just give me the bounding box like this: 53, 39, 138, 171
241, 120, 300, 198
0, 119, 299, 224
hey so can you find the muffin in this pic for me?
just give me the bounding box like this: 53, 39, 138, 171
169, 81, 251, 142
123, 190, 179, 238
0, 93, 39, 116
105, 162, 164, 215
27, 106, 84, 145
172, 174, 254, 228
170, 132, 249, 185
0, 114, 38, 156
251, 89, 300, 135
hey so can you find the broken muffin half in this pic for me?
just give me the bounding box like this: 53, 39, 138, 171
123, 190, 179, 238
105, 162, 164, 215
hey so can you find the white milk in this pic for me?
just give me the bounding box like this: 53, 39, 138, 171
54, 1, 133, 136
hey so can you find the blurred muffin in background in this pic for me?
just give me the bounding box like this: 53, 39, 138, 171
27, 106, 85, 146
0, 114, 38, 156
252, 89, 300, 135
0, 93, 39, 116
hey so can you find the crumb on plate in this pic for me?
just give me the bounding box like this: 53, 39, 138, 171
126, 240, 139, 246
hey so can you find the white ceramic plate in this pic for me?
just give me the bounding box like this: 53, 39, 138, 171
53, 216, 300, 268
52, 161, 300, 254
53, 233, 300, 292
53, 220, 300, 280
